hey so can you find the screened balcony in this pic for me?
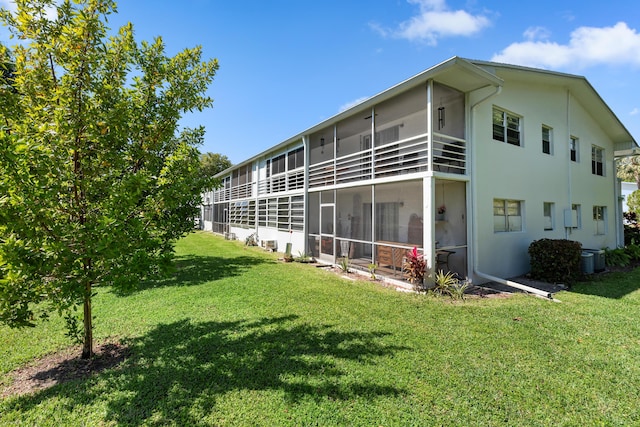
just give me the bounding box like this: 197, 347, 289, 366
308, 82, 467, 189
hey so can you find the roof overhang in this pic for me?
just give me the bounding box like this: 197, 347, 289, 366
614, 146, 640, 158
215, 57, 503, 177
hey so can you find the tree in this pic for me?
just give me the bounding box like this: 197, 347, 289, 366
200, 152, 232, 187
627, 189, 640, 215
0, 0, 218, 358
618, 156, 640, 189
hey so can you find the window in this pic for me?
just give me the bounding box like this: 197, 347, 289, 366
542, 126, 552, 154
259, 196, 304, 231
493, 107, 521, 146
571, 204, 582, 229
593, 206, 606, 235
290, 195, 304, 231
543, 202, 554, 230
591, 146, 604, 176
229, 200, 255, 228
570, 136, 579, 162
493, 199, 523, 232
287, 146, 304, 171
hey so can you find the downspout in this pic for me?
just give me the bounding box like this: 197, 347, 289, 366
469, 85, 554, 299
614, 173, 623, 248
565, 89, 572, 240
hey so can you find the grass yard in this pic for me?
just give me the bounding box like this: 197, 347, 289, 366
1, 231, 639, 426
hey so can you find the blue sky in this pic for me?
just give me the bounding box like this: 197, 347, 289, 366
2, 0, 640, 164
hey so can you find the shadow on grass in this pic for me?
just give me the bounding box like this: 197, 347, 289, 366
5, 316, 407, 425
115, 254, 273, 295
570, 269, 640, 299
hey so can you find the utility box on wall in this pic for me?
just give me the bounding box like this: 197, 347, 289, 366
564, 209, 575, 228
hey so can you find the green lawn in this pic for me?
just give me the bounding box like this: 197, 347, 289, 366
1, 231, 639, 426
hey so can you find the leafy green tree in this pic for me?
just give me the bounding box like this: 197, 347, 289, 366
618, 156, 640, 189
0, 0, 218, 358
0, 44, 17, 126
627, 189, 640, 215
200, 152, 232, 188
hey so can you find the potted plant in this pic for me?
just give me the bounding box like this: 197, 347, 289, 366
436, 205, 446, 221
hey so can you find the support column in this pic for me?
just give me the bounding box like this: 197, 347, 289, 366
424, 176, 435, 280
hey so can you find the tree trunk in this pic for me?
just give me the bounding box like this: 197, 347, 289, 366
82, 282, 93, 359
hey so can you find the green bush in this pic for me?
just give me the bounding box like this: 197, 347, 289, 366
528, 239, 582, 284
625, 242, 640, 261
623, 212, 640, 245
605, 247, 631, 267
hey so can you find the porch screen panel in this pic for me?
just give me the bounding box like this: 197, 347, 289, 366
374, 180, 423, 246
336, 114, 372, 183
290, 195, 304, 231
432, 83, 465, 139
336, 186, 372, 241
321, 206, 333, 235
374, 85, 428, 176
309, 127, 334, 165
308, 192, 320, 235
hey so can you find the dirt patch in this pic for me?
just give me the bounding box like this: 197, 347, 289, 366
1, 338, 131, 399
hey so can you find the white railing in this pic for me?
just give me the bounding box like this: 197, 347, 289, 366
309, 159, 335, 188
335, 151, 373, 184
374, 133, 429, 178
432, 133, 466, 174
230, 182, 253, 200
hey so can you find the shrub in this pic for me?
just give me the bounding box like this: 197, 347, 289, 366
528, 239, 582, 284
623, 212, 640, 246
368, 263, 378, 279
605, 247, 630, 267
432, 270, 459, 296
338, 256, 350, 273
403, 247, 428, 291
625, 242, 640, 261
432, 270, 469, 300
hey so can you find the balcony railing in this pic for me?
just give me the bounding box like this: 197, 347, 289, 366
309, 133, 466, 188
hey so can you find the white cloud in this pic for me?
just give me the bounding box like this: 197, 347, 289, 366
339, 97, 369, 113
523, 26, 551, 41
373, 0, 491, 45
492, 22, 640, 69
631, 108, 640, 116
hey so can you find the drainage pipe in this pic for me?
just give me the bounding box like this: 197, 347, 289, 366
474, 271, 553, 299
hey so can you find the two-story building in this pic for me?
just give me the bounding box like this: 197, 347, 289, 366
201, 56, 637, 288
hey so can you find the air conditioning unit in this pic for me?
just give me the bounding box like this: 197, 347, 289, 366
263, 240, 277, 252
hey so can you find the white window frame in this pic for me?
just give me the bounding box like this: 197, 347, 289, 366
493, 199, 523, 232
591, 145, 605, 176
542, 125, 552, 155
543, 202, 554, 231
593, 206, 607, 235
493, 107, 522, 146
571, 204, 582, 229
570, 136, 579, 162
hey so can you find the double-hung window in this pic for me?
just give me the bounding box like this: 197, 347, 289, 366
543, 202, 554, 230
493, 107, 522, 146
542, 125, 552, 154
591, 145, 604, 176
571, 204, 582, 229
570, 136, 579, 162
593, 206, 606, 235
493, 199, 523, 232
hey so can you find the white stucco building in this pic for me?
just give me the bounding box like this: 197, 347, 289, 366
200, 57, 637, 287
